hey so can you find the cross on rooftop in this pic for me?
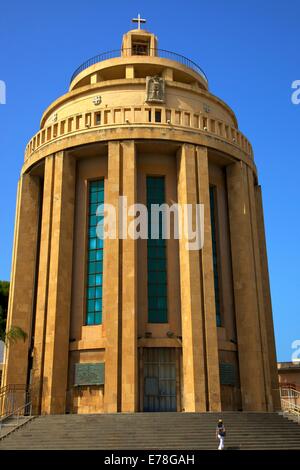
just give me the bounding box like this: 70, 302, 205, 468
132, 14, 146, 30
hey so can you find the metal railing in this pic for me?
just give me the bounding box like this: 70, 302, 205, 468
0, 385, 32, 421
70, 48, 208, 84
280, 386, 300, 424
0, 384, 27, 411
280, 387, 300, 400
281, 398, 300, 424
0, 401, 32, 438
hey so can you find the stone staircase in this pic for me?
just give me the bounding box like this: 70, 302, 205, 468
0, 415, 33, 439
0, 412, 300, 450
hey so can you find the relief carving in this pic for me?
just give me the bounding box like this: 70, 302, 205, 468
146, 76, 165, 103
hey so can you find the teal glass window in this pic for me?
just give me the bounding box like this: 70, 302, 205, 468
86, 179, 104, 325
209, 186, 221, 327
147, 176, 168, 323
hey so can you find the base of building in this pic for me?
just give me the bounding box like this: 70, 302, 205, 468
1, 412, 299, 450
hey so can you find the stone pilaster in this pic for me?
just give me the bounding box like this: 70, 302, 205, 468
103, 141, 121, 412
177, 144, 207, 411
226, 161, 266, 411
255, 185, 281, 410
121, 140, 138, 411
31, 155, 55, 414
247, 167, 273, 411
41, 151, 76, 414
2, 173, 40, 393
196, 146, 221, 411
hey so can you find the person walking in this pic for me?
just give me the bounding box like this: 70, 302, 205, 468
216, 418, 226, 450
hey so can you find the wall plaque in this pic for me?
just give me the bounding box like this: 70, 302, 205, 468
219, 363, 236, 386
146, 76, 165, 103
74, 363, 105, 386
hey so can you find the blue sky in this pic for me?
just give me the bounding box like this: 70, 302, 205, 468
0, 0, 299, 361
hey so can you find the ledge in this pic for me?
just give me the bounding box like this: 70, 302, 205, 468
40, 79, 238, 129
23, 126, 256, 178
69, 338, 107, 351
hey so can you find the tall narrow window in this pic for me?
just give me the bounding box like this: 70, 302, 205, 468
147, 176, 168, 323
86, 179, 104, 325
209, 186, 222, 327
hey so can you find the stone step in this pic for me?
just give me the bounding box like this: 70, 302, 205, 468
6, 430, 300, 435
1, 412, 300, 450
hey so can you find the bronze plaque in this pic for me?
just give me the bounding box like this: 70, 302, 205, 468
220, 363, 236, 385
74, 363, 105, 386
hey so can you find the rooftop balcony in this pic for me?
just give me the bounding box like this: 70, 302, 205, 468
70, 48, 208, 86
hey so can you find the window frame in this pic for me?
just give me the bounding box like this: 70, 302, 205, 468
84, 178, 105, 326
209, 184, 223, 327
146, 175, 168, 324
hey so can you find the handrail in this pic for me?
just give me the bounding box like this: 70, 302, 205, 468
281, 398, 300, 424
70, 48, 208, 84
0, 401, 32, 422
0, 401, 32, 438
280, 387, 300, 399
0, 384, 32, 422
0, 384, 29, 394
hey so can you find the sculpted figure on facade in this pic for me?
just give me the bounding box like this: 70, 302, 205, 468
146, 76, 165, 103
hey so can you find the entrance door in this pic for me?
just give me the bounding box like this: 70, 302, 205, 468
143, 348, 177, 412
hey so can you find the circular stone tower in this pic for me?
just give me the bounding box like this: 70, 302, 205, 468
2, 26, 280, 414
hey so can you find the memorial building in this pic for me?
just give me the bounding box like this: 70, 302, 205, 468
2, 18, 280, 414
